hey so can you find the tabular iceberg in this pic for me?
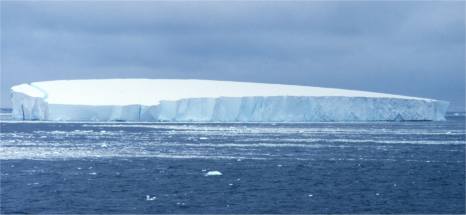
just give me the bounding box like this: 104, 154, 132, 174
10, 79, 448, 122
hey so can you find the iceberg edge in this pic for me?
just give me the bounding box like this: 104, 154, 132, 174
11, 79, 449, 122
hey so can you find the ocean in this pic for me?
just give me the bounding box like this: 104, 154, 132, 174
1, 113, 464, 213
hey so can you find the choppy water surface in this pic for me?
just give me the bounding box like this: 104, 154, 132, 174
1, 115, 465, 213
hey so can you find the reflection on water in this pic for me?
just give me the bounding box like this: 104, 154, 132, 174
0, 115, 464, 213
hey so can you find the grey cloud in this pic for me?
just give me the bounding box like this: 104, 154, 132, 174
1, 1, 464, 111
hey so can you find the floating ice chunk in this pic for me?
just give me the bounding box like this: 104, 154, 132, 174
308, 194, 313, 197
205, 170, 222, 176
146, 195, 157, 201
89, 172, 97, 175
199, 137, 208, 140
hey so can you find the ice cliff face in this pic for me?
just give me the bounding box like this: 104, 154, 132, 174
11, 79, 449, 122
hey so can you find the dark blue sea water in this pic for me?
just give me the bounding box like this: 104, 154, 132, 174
1, 115, 465, 213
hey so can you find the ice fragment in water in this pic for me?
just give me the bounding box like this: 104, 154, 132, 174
205, 171, 222, 176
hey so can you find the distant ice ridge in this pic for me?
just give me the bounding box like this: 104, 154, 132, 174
11, 79, 448, 122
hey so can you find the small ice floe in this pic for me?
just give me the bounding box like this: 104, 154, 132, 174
205, 170, 222, 176
89, 172, 97, 175
100, 130, 107, 133
199, 137, 208, 140
277, 164, 283, 167
308, 194, 313, 197
228, 183, 233, 186
100, 143, 108, 148
236, 158, 242, 162
446, 131, 452, 135
201, 169, 207, 172
176, 202, 186, 206
375, 193, 380, 196
146, 195, 157, 201
77, 167, 82, 170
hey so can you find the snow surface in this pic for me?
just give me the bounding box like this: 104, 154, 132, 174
11, 83, 46, 98
10, 79, 449, 121
12, 79, 432, 106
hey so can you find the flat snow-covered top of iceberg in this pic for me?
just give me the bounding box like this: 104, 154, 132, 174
11, 79, 433, 106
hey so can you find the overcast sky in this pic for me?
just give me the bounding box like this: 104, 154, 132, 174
1, 1, 464, 110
